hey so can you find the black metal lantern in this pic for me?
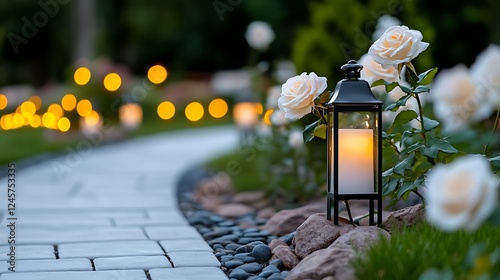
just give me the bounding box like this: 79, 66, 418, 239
326, 60, 383, 226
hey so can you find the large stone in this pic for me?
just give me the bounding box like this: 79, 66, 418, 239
216, 203, 254, 218
287, 247, 356, 280
329, 226, 390, 254
381, 204, 424, 233
262, 202, 324, 236
268, 239, 287, 251
271, 245, 300, 270
256, 207, 275, 219
292, 213, 350, 259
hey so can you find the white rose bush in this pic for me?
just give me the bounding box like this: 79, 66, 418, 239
273, 25, 500, 231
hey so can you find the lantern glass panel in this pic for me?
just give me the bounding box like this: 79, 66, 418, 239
329, 109, 379, 195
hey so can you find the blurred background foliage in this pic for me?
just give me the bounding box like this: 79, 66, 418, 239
0, 0, 498, 87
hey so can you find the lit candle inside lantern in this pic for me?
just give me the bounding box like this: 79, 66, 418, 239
338, 129, 374, 194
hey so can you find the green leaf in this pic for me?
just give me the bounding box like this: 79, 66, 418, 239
319, 91, 331, 104
414, 85, 430, 94
396, 94, 412, 107
397, 176, 424, 199
488, 156, 500, 170
400, 85, 412, 94
401, 142, 424, 155
405, 66, 419, 87
417, 68, 438, 85
422, 117, 440, 131
303, 119, 320, 142
371, 79, 386, 87
313, 124, 327, 139
390, 110, 418, 131
431, 141, 458, 154
394, 153, 415, 176
383, 178, 399, 196
385, 103, 397, 111
385, 81, 400, 93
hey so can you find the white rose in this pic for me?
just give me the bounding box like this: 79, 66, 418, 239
431, 65, 495, 131
369, 25, 429, 68
470, 44, 500, 106
278, 72, 327, 120
425, 155, 499, 231
358, 53, 400, 86
245, 21, 275, 51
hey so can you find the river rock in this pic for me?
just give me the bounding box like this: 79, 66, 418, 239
381, 203, 424, 233
287, 247, 356, 280
293, 213, 350, 259
329, 226, 390, 254
271, 245, 299, 270
262, 202, 324, 236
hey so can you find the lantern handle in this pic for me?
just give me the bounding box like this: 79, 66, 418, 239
341, 60, 363, 80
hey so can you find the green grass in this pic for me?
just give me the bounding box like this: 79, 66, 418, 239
204, 148, 264, 192
353, 222, 500, 280
0, 116, 233, 166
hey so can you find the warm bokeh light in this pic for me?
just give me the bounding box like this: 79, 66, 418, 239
119, 103, 142, 131
20, 101, 36, 115
42, 112, 57, 128
256, 103, 264, 115
157, 101, 176, 120
28, 96, 42, 110
185, 102, 204, 122
85, 110, 100, 126
61, 94, 77, 111
103, 73, 122, 91
58, 117, 71, 132
0, 94, 8, 110
29, 114, 41, 128
12, 113, 25, 127
147, 65, 168, 84
233, 102, 260, 127
263, 109, 274, 125
74, 67, 91, 85
208, 98, 228, 119
48, 104, 64, 119
76, 99, 93, 117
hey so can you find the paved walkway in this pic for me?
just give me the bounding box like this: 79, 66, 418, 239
0, 126, 238, 280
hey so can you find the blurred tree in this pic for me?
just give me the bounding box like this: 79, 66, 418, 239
292, 0, 497, 81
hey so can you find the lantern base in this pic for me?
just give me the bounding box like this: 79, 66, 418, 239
326, 192, 382, 226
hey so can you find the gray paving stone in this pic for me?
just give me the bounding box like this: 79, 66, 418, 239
160, 239, 213, 252
113, 216, 187, 227
0, 227, 147, 245
0, 245, 55, 261
1, 215, 112, 228
149, 267, 229, 280
145, 226, 202, 240
94, 255, 172, 270
0, 270, 148, 280
0, 258, 91, 273
168, 251, 221, 267
59, 240, 164, 259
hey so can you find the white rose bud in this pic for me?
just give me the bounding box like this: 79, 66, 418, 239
425, 155, 499, 231
245, 21, 275, 51
278, 72, 327, 120
369, 25, 429, 68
